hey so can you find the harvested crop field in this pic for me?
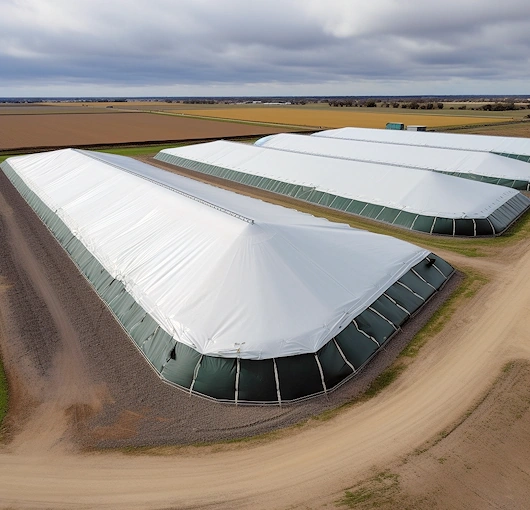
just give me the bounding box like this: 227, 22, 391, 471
0, 112, 297, 151
179, 107, 508, 129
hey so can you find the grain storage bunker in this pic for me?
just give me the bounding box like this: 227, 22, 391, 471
2, 149, 453, 404
156, 141, 530, 237
255, 133, 530, 190
314, 127, 530, 163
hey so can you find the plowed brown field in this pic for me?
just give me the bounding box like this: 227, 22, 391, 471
0, 112, 295, 151
180, 107, 508, 129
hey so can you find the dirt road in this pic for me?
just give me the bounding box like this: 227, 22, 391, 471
1, 174, 530, 508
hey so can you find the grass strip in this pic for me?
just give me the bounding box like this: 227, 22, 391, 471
152, 110, 314, 130
338, 470, 401, 508
97, 144, 188, 157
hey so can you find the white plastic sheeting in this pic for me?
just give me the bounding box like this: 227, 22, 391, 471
5, 148, 432, 360
313, 127, 530, 158
160, 140, 519, 219
255, 133, 530, 185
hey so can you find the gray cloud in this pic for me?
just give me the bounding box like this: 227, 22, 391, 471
1, 0, 530, 96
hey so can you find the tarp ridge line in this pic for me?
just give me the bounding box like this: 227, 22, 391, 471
75, 149, 255, 225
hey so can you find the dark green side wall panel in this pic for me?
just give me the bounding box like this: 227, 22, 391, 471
238, 359, 278, 402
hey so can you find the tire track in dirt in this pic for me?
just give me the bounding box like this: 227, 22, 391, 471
0, 191, 105, 452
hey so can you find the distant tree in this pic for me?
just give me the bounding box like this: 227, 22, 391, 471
437, 103, 444, 109
392, 102, 400, 108
365, 100, 377, 107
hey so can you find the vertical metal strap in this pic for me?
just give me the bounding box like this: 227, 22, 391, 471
396, 281, 425, 301
431, 262, 447, 279
392, 210, 402, 225
411, 269, 437, 290
333, 338, 356, 373
189, 354, 203, 396
383, 292, 411, 316
374, 207, 386, 220
353, 319, 380, 347
486, 217, 496, 235
314, 354, 327, 394
273, 358, 282, 407
430, 217, 437, 234
235, 357, 240, 405
368, 306, 398, 330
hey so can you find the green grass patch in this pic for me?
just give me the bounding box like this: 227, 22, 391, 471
97, 144, 187, 158
362, 363, 407, 399
338, 470, 400, 508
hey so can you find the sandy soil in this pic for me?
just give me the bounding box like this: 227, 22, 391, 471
0, 164, 529, 508
0, 113, 295, 151
335, 359, 530, 509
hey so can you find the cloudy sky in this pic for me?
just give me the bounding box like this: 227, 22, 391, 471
2, 0, 530, 97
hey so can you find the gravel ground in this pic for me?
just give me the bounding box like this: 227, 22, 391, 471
0, 170, 458, 449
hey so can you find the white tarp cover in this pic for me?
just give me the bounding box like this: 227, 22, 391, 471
160, 141, 519, 219
5, 148, 431, 360
255, 133, 530, 183
313, 127, 530, 158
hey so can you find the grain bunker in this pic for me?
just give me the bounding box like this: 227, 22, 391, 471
1, 149, 454, 403
314, 127, 530, 164
156, 141, 530, 237
255, 132, 530, 190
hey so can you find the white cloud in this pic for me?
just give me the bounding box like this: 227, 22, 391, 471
1, 0, 529, 95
